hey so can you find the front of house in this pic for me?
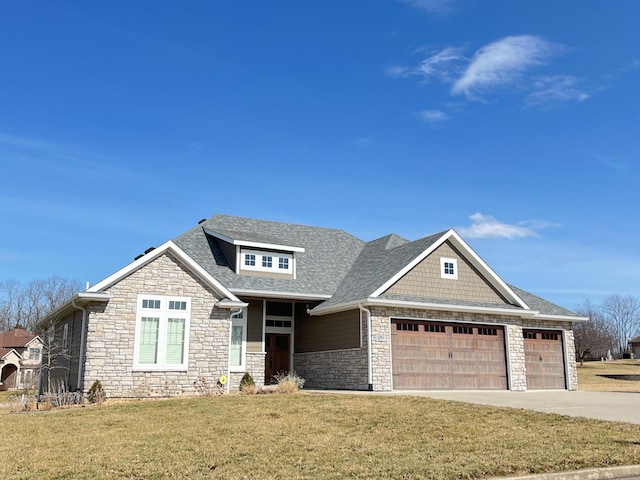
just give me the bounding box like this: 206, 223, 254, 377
39, 214, 585, 398
0, 329, 42, 391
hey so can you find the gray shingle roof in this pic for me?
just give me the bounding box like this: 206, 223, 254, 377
172, 214, 581, 319
173, 214, 365, 297
316, 232, 445, 310
508, 285, 580, 317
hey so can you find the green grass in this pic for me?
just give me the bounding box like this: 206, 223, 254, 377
1, 393, 639, 479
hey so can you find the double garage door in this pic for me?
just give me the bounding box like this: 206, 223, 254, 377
391, 320, 567, 390
391, 319, 508, 390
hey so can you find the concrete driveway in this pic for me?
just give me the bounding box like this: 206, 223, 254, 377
393, 390, 640, 425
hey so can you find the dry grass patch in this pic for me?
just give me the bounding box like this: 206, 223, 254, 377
1, 394, 639, 479
578, 359, 640, 393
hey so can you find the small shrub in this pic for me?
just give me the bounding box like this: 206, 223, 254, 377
42, 380, 82, 407
87, 380, 106, 404
273, 371, 305, 394
193, 376, 224, 396
239, 372, 255, 394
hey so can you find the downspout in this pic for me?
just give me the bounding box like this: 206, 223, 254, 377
72, 299, 88, 393
227, 309, 244, 394
359, 303, 373, 391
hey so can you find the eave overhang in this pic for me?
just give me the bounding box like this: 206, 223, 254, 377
230, 289, 331, 301
35, 292, 113, 329
216, 299, 249, 309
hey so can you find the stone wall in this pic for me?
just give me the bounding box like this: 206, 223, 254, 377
83, 253, 231, 398
229, 352, 266, 391
293, 312, 369, 390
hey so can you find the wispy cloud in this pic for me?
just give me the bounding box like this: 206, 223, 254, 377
593, 152, 631, 172
354, 137, 373, 147
389, 35, 589, 109
457, 212, 557, 239
419, 109, 449, 123
451, 36, 566, 98
525, 75, 590, 106
399, 0, 459, 15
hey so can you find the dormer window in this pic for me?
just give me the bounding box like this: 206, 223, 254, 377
440, 257, 458, 280
240, 248, 293, 275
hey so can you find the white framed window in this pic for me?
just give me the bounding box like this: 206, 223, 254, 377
230, 309, 247, 371
29, 347, 41, 361
240, 249, 293, 275
134, 294, 190, 371
440, 257, 458, 280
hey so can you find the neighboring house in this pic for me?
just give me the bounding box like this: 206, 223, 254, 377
0, 328, 42, 390
630, 336, 640, 359
38, 214, 586, 398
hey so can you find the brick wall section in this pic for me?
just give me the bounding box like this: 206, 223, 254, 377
84, 253, 231, 398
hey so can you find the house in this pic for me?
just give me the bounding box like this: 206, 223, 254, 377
0, 328, 42, 390
38, 214, 586, 398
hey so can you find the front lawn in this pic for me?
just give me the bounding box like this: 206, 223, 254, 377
1, 393, 639, 479
578, 359, 640, 393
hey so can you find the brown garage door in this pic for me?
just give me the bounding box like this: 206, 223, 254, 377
391, 320, 508, 390
523, 329, 566, 389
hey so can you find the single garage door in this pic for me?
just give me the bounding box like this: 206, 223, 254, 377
523, 329, 566, 389
391, 319, 508, 390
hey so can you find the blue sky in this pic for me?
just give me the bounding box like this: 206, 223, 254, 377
1, 1, 638, 311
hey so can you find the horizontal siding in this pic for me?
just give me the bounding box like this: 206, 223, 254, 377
385, 241, 508, 304
295, 306, 360, 353
246, 300, 263, 353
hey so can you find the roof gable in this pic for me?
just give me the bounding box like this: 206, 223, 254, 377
87, 241, 242, 303
370, 229, 527, 308
381, 240, 511, 305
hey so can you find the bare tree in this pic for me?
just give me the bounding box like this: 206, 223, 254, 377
601, 295, 640, 355
0, 276, 81, 333
573, 300, 618, 365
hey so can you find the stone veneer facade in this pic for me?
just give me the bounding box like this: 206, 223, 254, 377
294, 306, 578, 392
83, 253, 233, 398
79, 251, 577, 396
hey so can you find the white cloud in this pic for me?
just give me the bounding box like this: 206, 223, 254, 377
399, 0, 458, 15
451, 35, 567, 98
457, 212, 557, 239
525, 75, 590, 106
419, 109, 449, 123
387, 46, 466, 83
389, 35, 586, 109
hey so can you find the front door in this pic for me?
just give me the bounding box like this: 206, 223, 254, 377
265, 333, 290, 384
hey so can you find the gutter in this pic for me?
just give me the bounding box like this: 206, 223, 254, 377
359, 304, 373, 391
312, 297, 542, 318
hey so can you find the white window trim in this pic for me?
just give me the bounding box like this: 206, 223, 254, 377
240, 248, 293, 275
229, 308, 247, 372
133, 294, 191, 371
440, 257, 458, 280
